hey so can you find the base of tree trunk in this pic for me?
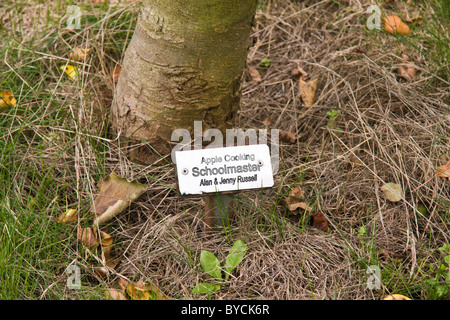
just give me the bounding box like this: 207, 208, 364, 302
119, 136, 173, 165
110, 0, 257, 166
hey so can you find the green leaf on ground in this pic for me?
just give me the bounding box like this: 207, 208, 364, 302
200, 250, 222, 281
192, 282, 221, 295
260, 58, 271, 67
224, 240, 248, 281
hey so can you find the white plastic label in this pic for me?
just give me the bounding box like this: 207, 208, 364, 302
175, 144, 274, 195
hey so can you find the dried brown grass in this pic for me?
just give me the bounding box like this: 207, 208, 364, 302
4, 0, 448, 300
102, 0, 448, 300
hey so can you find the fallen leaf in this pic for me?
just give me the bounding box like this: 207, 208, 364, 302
70, 47, 91, 61
93, 266, 109, 280
78, 228, 121, 280
224, 240, 248, 281
291, 64, 317, 107
60, 65, 78, 81
99, 230, 113, 248
260, 58, 271, 67
248, 66, 262, 82
91, 172, 147, 225
126, 281, 168, 300
113, 64, 121, 83
84, 229, 121, 272
192, 283, 221, 295
98, 230, 122, 270
145, 283, 169, 300
106, 256, 122, 271
436, 160, 450, 179
200, 250, 222, 281
289, 186, 306, 199
289, 201, 311, 212
57, 208, 78, 223
118, 278, 130, 291
105, 288, 127, 300
397, 54, 416, 81
0, 91, 17, 108
382, 294, 412, 300
279, 130, 297, 144
77, 227, 99, 250
284, 186, 312, 213
381, 183, 403, 202
384, 15, 410, 35
299, 78, 318, 107
99, 230, 113, 257
311, 210, 328, 232
291, 65, 308, 81
417, 203, 427, 216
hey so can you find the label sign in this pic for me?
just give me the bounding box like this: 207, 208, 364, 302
175, 144, 274, 195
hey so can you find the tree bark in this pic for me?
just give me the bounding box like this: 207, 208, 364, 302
112, 0, 257, 163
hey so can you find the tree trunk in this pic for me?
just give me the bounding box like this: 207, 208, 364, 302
112, 0, 257, 164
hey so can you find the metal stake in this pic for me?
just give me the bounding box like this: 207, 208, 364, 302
203, 193, 235, 230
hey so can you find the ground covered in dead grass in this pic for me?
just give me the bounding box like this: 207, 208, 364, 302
1, 0, 448, 300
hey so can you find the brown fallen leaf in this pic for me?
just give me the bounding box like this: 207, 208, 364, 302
289, 201, 311, 212
91, 172, 147, 225
397, 54, 416, 81
70, 47, 91, 61
279, 130, 297, 144
289, 186, 306, 199
436, 160, 450, 179
105, 278, 133, 300
57, 208, 78, 223
291, 65, 308, 81
118, 278, 130, 291
99, 230, 113, 248
291, 64, 318, 107
77, 227, 99, 250
93, 258, 122, 279
0, 91, 17, 108
311, 211, 328, 232
106, 254, 121, 270
113, 64, 121, 83
248, 66, 262, 82
99, 231, 113, 257
299, 78, 318, 107
93, 266, 110, 280
284, 186, 312, 213
98, 230, 122, 269
105, 288, 127, 300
